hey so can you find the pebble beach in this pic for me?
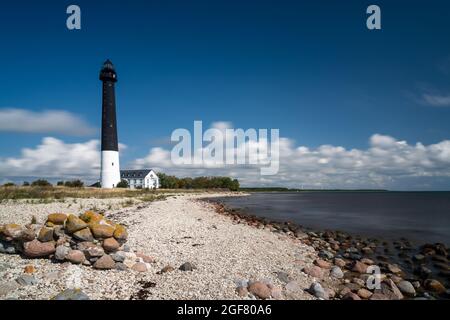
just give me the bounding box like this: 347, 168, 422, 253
0, 193, 338, 300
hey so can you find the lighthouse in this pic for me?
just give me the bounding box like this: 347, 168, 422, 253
99, 59, 121, 188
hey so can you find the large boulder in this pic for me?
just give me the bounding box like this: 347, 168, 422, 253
46, 213, 67, 225
248, 281, 271, 299
102, 237, 120, 252
90, 224, 115, 239
37, 227, 54, 242
79, 211, 104, 224
66, 250, 86, 264
23, 239, 55, 258
65, 215, 88, 234
72, 228, 93, 242
1, 224, 23, 240
113, 225, 128, 241
93, 255, 115, 269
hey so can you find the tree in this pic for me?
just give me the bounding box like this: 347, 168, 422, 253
3, 182, 15, 187
64, 180, 84, 188
116, 180, 129, 188
57, 181, 64, 186
22, 181, 30, 186
31, 179, 52, 187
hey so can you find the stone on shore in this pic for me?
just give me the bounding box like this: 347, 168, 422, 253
314, 259, 331, 269
103, 237, 120, 252
424, 279, 446, 294
179, 262, 196, 271
23, 239, 55, 258
309, 282, 328, 300
397, 281, 416, 296
93, 255, 115, 270
72, 228, 94, 242
1, 224, 23, 240
357, 288, 372, 299
66, 250, 86, 264
113, 225, 128, 241
352, 261, 369, 273
131, 262, 148, 272
65, 215, 88, 234
55, 245, 69, 261
37, 226, 54, 242
53, 289, 90, 300
330, 266, 344, 279
90, 223, 115, 239
342, 292, 361, 300
303, 266, 324, 278
248, 281, 271, 299
16, 274, 37, 286
46, 213, 67, 225
159, 265, 175, 274
236, 286, 248, 297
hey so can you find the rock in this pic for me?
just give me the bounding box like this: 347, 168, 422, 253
397, 281, 416, 297
369, 293, 389, 300
115, 262, 128, 271
66, 250, 86, 264
352, 278, 366, 287
93, 255, 115, 270
330, 266, 344, 279
179, 262, 196, 271
23, 239, 55, 258
0, 241, 16, 254
113, 224, 128, 241
103, 237, 120, 252
53, 289, 90, 300
90, 223, 115, 239
387, 264, 402, 274
285, 280, 302, 294
47, 213, 68, 225
110, 252, 126, 262
16, 274, 37, 286
72, 228, 94, 242
303, 266, 324, 279
0, 281, 19, 297
309, 282, 328, 300
342, 292, 361, 300
37, 227, 54, 242
136, 252, 155, 263
294, 230, 308, 239
352, 261, 369, 273
357, 288, 372, 299
318, 250, 334, 260
334, 258, 347, 268
159, 265, 175, 274
236, 286, 248, 297
24, 265, 35, 274
379, 279, 404, 300
415, 265, 432, 279
84, 245, 105, 259
424, 279, 446, 294
248, 281, 271, 299
131, 262, 148, 272
360, 258, 374, 265
413, 254, 425, 261
79, 210, 103, 224
20, 229, 36, 242
276, 271, 291, 283
65, 215, 88, 234
1, 224, 23, 240
270, 286, 283, 299
55, 245, 70, 261
314, 259, 331, 269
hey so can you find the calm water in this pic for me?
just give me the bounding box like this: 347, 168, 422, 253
214, 192, 450, 246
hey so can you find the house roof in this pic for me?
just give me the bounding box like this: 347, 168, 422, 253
120, 169, 153, 179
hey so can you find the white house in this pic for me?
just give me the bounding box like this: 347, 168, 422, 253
120, 169, 160, 189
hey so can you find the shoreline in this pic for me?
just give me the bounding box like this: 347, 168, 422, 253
202, 195, 450, 300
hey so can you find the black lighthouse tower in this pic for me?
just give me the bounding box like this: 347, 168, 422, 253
99, 60, 121, 188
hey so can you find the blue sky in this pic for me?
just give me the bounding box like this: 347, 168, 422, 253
1, 1, 450, 189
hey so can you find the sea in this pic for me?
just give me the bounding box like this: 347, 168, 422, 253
212, 191, 450, 246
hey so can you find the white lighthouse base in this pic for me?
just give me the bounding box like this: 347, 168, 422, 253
100, 150, 121, 188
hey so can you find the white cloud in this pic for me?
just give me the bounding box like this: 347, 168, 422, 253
0, 108, 96, 136
131, 123, 450, 190
0, 137, 100, 179
1, 128, 450, 190
421, 93, 450, 107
